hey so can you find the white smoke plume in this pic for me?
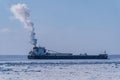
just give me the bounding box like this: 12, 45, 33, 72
10, 3, 37, 46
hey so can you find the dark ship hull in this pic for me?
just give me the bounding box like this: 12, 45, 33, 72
28, 47, 108, 59
28, 55, 108, 59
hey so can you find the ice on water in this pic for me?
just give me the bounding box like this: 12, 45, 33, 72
0, 59, 120, 80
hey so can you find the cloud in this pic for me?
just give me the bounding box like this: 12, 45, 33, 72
0, 28, 11, 33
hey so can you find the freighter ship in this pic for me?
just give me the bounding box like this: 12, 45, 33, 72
28, 46, 108, 59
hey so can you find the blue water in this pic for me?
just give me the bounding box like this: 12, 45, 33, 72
0, 55, 120, 61
0, 55, 120, 65
0, 55, 27, 61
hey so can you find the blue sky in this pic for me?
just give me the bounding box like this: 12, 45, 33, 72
0, 0, 120, 55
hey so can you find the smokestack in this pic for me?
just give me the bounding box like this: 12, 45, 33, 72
10, 3, 37, 47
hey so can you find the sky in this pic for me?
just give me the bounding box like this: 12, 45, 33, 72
0, 0, 120, 55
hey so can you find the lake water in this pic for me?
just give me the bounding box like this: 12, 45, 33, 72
0, 55, 120, 61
